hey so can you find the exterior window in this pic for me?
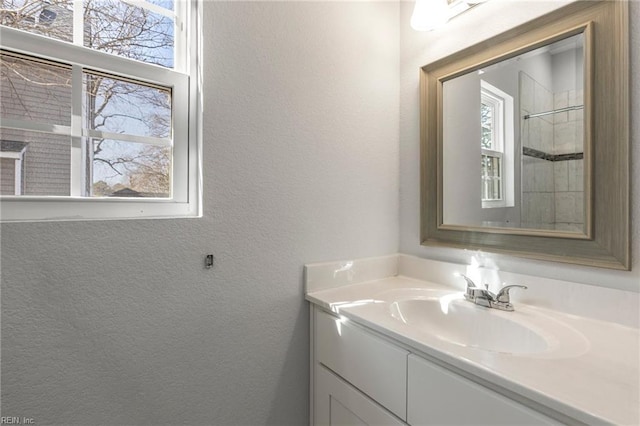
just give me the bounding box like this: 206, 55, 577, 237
0, 0, 201, 221
0, 140, 27, 195
480, 80, 514, 209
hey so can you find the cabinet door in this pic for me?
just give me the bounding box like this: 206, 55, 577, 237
315, 364, 406, 426
315, 310, 408, 419
407, 355, 560, 425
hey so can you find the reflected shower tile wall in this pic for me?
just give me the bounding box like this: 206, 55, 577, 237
567, 160, 583, 192
553, 89, 583, 155
554, 122, 576, 154
552, 89, 584, 230
520, 73, 534, 111
519, 76, 585, 231
540, 119, 553, 153
555, 192, 574, 223
521, 192, 531, 223
523, 118, 540, 149
575, 116, 584, 150
554, 91, 569, 123
539, 192, 555, 224
521, 156, 534, 192
554, 161, 569, 192
521, 158, 554, 229
571, 89, 583, 105
531, 79, 553, 152
555, 191, 584, 224
536, 161, 554, 192
530, 192, 554, 225
520, 72, 555, 229
554, 159, 584, 230
575, 192, 584, 223
534, 82, 553, 114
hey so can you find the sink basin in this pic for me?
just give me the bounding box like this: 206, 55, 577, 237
389, 296, 551, 355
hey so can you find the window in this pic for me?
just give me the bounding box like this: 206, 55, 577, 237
480, 80, 514, 209
0, 140, 27, 195
0, 0, 201, 221
480, 89, 503, 202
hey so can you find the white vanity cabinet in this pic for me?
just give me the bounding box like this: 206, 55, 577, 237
313, 308, 408, 425
314, 365, 406, 426
407, 355, 560, 425
311, 306, 561, 426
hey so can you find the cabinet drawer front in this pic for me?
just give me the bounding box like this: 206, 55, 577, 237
315, 365, 406, 426
407, 355, 560, 425
315, 309, 408, 420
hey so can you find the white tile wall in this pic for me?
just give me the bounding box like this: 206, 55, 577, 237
520, 73, 534, 111
522, 85, 585, 230
554, 161, 569, 191
567, 160, 583, 192
554, 122, 576, 154
554, 91, 569, 123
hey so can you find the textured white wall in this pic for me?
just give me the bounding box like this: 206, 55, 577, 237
0, 2, 399, 424
400, 0, 640, 292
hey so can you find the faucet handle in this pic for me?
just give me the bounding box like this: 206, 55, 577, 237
457, 273, 478, 290
495, 284, 527, 303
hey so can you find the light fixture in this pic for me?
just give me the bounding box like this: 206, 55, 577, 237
411, 0, 489, 32
411, 0, 451, 32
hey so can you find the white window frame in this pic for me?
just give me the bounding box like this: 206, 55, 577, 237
0, 146, 26, 195
0, 0, 202, 222
480, 80, 514, 209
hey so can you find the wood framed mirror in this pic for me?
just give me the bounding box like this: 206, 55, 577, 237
420, 0, 629, 270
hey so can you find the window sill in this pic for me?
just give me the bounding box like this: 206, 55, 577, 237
0, 197, 201, 222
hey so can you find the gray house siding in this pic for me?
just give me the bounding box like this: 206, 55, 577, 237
0, 52, 72, 196
0, 158, 15, 194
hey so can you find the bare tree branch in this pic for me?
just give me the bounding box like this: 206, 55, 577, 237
1, 0, 173, 196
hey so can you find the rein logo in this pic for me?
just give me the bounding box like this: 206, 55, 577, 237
1, 417, 34, 424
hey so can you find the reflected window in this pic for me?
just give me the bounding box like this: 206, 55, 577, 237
480, 80, 514, 209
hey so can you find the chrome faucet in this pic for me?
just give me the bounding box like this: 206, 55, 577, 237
458, 274, 527, 312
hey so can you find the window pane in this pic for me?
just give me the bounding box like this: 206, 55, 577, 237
480, 102, 493, 149
84, 0, 174, 68
0, 0, 73, 42
91, 139, 170, 198
0, 128, 71, 196
481, 127, 492, 149
1, 52, 72, 126
1, 157, 18, 194
148, 0, 173, 12
84, 73, 171, 138
481, 154, 502, 201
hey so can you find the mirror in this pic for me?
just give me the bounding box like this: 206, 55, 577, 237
420, 1, 630, 270
443, 33, 586, 234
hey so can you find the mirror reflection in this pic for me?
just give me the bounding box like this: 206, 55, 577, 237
442, 33, 585, 233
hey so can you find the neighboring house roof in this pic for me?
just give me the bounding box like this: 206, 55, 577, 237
0, 2, 74, 41
0, 140, 28, 153
110, 187, 169, 198
111, 188, 142, 197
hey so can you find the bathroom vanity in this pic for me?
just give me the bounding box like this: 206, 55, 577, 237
306, 255, 639, 425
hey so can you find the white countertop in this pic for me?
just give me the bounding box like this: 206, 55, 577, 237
306, 275, 640, 425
